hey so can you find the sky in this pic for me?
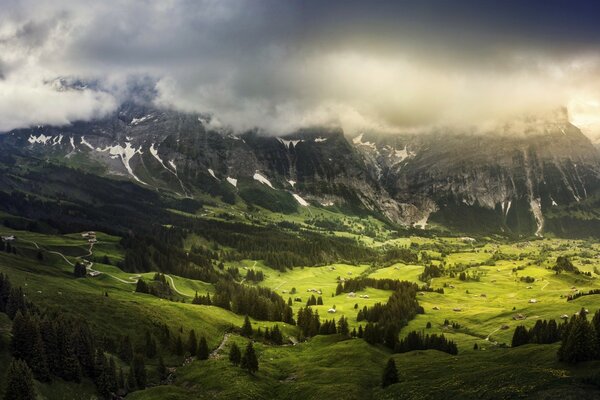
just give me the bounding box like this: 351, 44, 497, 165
2, 0, 600, 139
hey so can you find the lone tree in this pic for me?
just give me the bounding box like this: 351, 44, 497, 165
188, 329, 198, 356
73, 262, 87, 278
241, 342, 259, 374
229, 342, 241, 365
4, 359, 36, 400
381, 358, 399, 388
241, 315, 253, 337
198, 336, 209, 360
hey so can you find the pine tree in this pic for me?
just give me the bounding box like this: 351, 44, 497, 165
117, 366, 125, 390
126, 368, 137, 392
119, 335, 134, 363
174, 335, 184, 356
135, 279, 149, 294
4, 359, 36, 400
188, 329, 198, 356
512, 325, 530, 347
145, 331, 157, 358
241, 315, 253, 337
197, 336, 209, 360
381, 358, 399, 388
157, 356, 168, 381
132, 355, 147, 389
559, 310, 596, 364
270, 325, 283, 345
229, 342, 241, 365
240, 342, 259, 374
337, 316, 349, 337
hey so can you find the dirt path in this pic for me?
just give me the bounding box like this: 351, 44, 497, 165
485, 327, 501, 341
541, 281, 550, 291
209, 333, 231, 359
165, 274, 191, 297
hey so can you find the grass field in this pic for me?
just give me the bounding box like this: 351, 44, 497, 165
2, 222, 600, 399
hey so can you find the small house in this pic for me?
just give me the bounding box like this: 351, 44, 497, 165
327, 308, 336, 313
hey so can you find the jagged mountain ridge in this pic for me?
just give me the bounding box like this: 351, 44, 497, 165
1, 104, 599, 237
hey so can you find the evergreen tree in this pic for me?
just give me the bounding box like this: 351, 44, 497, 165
229, 342, 241, 365
73, 262, 87, 278
117, 367, 125, 391
135, 279, 149, 294
240, 342, 259, 374
559, 311, 596, 364
126, 368, 137, 392
188, 329, 198, 356
174, 335, 184, 356
381, 358, 399, 388
119, 335, 134, 363
132, 355, 147, 389
511, 325, 530, 347
3, 359, 36, 400
337, 316, 350, 337
157, 356, 168, 381
241, 315, 253, 337
270, 324, 283, 345
145, 331, 157, 358
197, 336, 209, 360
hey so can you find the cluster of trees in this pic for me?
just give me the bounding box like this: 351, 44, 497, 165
567, 289, 600, 302
395, 331, 458, 355
228, 342, 258, 374
558, 309, 600, 364
382, 247, 418, 264
192, 291, 212, 305
211, 280, 295, 323
240, 316, 285, 345
0, 273, 149, 398
337, 277, 442, 296
245, 269, 264, 282
356, 289, 424, 330
296, 307, 322, 338
512, 319, 562, 347
135, 273, 173, 299
419, 264, 444, 282
295, 307, 350, 339
305, 294, 323, 306
553, 256, 579, 274
182, 218, 378, 271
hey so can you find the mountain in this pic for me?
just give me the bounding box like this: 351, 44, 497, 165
1, 104, 599, 237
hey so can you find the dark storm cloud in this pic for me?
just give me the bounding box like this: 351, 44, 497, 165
1, 0, 600, 136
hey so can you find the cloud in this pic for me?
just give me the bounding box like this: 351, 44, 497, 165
1, 0, 600, 137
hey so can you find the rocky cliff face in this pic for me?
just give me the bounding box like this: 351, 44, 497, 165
2, 104, 599, 236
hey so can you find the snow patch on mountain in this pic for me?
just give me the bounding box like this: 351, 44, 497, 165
98, 142, 146, 185
253, 172, 274, 188
131, 114, 153, 125
293, 194, 309, 206
288, 180, 296, 187
352, 133, 376, 149
28, 134, 52, 145
226, 177, 237, 187
314, 137, 327, 143
208, 168, 218, 180
80, 136, 94, 150
278, 138, 303, 148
